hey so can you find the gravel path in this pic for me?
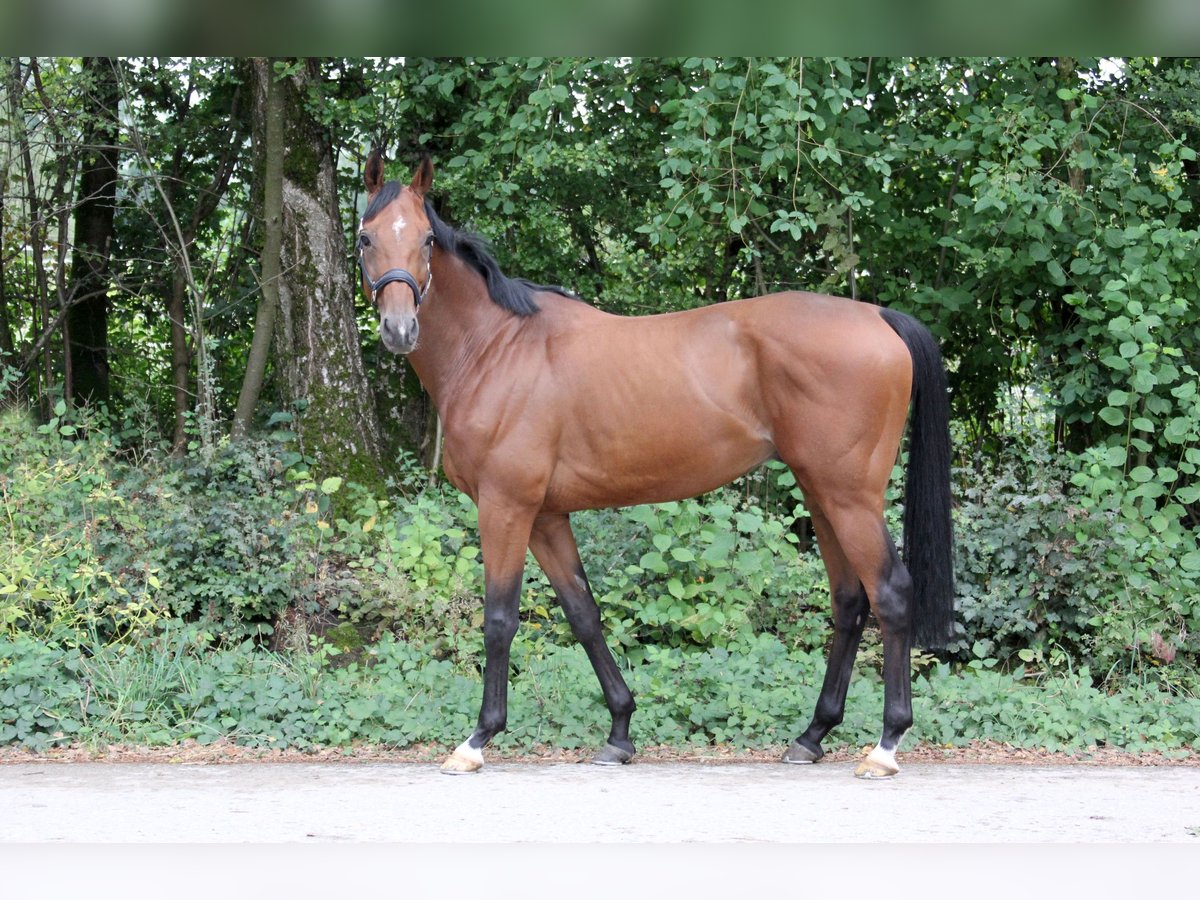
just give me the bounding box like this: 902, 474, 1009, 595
2, 753, 1197, 843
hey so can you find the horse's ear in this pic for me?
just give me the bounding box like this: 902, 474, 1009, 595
365, 148, 386, 195
410, 154, 433, 197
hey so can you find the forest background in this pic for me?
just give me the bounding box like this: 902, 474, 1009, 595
2, 57, 1199, 756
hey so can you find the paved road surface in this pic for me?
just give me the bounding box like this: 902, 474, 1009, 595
2, 759, 1197, 843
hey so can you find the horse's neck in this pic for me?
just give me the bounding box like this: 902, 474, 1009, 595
406, 254, 511, 415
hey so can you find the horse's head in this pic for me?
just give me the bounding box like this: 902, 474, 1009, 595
359, 151, 435, 354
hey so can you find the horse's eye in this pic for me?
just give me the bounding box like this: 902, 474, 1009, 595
358, 232, 371, 250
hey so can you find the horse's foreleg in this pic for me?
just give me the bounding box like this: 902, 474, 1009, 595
530, 514, 636, 765
441, 501, 536, 775
786, 584, 869, 764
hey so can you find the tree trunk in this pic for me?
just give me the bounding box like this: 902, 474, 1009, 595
261, 58, 384, 487
66, 56, 120, 408
9, 58, 54, 409
167, 270, 190, 450
233, 57, 285, 440
0, 157, 13, 382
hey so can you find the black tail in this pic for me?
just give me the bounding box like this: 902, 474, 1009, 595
879, 307, 955, 649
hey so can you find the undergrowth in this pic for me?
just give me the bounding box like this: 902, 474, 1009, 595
2, 398, 1199, 755
2, 625, 1196, 754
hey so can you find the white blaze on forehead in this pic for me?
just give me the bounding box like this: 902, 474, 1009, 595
392, 214, 407, 242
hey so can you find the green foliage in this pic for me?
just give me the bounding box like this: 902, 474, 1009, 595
951, 406, 1200, 694
1, 399, 368, 646
917, 659, 1198, 753
327, 479, 485, 664
2, 397, 1196, 753
0, 634, 89, 749
126, 440, 306, 639
953, 439, 1101, 663
4, 627, 1197, 754
0, 406, 164, 645
556, 492, 829, 659
6, 394, 1198, 706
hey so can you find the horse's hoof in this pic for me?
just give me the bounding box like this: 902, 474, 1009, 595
782, 739, 823, 765
440, 745, 484, 775
853, 745, 900, 779
591, 743, 633, 766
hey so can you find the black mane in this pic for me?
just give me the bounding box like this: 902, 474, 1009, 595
424, 200, 577, 317
361, 179, 575, 317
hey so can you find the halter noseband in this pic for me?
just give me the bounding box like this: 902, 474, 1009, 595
358, 237, 433, 308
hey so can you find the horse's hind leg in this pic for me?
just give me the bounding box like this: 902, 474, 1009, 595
529, 513, 636, 765
822, 503, 915, 778
784, 498, 871, 766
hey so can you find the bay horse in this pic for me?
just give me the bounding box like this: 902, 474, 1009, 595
357, 152, 954, 777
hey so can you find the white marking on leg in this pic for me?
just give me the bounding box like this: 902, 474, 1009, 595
869, 730, 906, 771
866, 743, 898, 772
453, 739, 483, 766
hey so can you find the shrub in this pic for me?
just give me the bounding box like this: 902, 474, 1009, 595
951, 418, 1200, 695
951, 441, 1101, 662
4, 627, 1196, 753
562, 490, 831, 659
139, 438, 310, 639
331, 484, 484, 664
0, 405, 163, 645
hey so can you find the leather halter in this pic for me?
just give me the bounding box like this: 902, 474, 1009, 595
358, 237, 433, 308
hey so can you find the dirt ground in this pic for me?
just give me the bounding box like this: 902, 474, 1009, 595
2, 738, 1195, 767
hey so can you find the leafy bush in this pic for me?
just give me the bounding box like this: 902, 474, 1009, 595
135, 438, 312, 639
952, 441, 1100, 662
561, 490, 831, 659
5, 386, 1198, 760
0, 634, 89, 749
2, 401, 368, 646
329, 483, 484, 663
951, 414, 1200, 695
0, 405, 163, 645
3, 627, 1197, 754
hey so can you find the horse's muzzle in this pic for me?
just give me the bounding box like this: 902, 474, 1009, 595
380, 313, 419, 354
